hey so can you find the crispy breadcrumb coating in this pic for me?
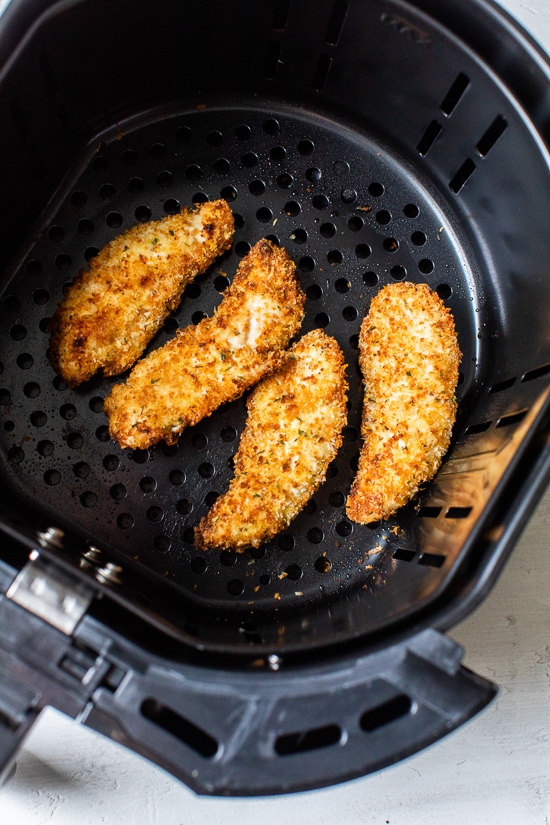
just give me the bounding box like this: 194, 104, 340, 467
105, 239, 305, 450
346, 281, 460, 524
48, 199, 234, 386
195, 329, 348, 551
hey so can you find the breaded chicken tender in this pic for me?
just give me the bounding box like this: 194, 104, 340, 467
195, 329, 348, 551
346, 281, 460, 524
48, 199, 234, 386
105, 239, 305, 450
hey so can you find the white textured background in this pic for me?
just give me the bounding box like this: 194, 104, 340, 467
2, 0, 550, 822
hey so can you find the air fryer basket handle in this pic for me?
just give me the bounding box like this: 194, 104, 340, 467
79, 628, 496, 795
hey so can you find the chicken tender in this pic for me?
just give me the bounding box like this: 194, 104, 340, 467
346, 281, 460, 524
105, 239, 305, 450
48, 199, 234, 386
194, 329, 348, 551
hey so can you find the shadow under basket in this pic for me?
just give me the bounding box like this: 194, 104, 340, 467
1, 0, 550, 796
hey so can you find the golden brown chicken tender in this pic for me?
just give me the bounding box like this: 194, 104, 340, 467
194, 329, 348, 551
346, 281, 460, 524
48, 199, 234, 386
104, 239, 305, 450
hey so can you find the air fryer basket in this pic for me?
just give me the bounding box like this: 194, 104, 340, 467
2, 0, 550, 797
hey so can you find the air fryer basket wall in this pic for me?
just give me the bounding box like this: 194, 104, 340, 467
1, 0, 550, 796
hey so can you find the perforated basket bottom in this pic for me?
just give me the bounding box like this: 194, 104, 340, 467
0, 100, 480, 616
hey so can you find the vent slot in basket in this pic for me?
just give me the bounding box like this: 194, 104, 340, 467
360, 694, 412, 732
275, 723, 342, 755
141, 699, 218, 758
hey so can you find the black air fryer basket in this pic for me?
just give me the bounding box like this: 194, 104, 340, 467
1, 0, 550, 796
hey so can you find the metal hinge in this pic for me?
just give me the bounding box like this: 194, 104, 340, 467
6, 552, 94, 635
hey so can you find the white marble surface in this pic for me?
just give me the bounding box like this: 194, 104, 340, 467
2, 0, 550, 822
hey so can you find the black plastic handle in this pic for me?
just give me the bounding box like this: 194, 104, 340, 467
79, 627, 496, 796
0, 587, 496, 795
0, 666, 39, 787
